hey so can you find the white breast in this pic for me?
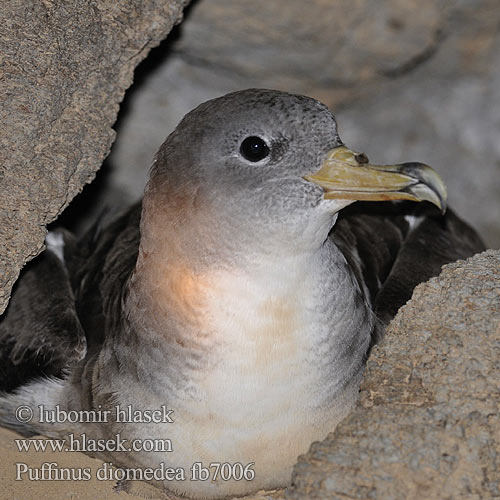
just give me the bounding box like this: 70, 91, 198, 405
122, 248, 370, 498
90, 241, 371, 499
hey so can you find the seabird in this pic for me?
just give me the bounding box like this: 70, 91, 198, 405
0, 89, 484, 499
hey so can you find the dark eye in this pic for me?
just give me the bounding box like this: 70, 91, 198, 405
239, 136, 270, 162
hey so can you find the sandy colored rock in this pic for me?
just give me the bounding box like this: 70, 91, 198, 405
287, 250, 500, 499
175, 0, 445, 94
0, 0, 189, 314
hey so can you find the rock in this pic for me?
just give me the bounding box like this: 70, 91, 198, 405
286, 250, 500, 500
174, 0, 445, 94
0, 0, 189, 314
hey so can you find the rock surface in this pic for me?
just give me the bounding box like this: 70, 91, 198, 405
287, 250, 500, 500
174, 0, 445, 95
0, 0, 189, 314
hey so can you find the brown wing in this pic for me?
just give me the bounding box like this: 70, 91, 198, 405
0, 204, 142, 393
332, 201, 485, 331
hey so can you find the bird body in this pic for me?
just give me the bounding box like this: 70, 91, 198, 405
0, 89, 484, 498
114, 233, 369, 496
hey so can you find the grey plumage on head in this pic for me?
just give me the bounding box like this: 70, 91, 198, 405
143, 89, 345, 263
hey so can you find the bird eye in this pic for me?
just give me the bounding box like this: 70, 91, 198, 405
239, 136, 270, 162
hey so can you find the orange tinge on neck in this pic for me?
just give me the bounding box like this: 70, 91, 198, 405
155, 263, 213, 329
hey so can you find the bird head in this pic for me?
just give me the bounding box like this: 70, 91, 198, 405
143, 89, 446, 261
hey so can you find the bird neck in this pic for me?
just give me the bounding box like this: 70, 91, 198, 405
117, 224, 372, 497
123, 221, 372, 405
